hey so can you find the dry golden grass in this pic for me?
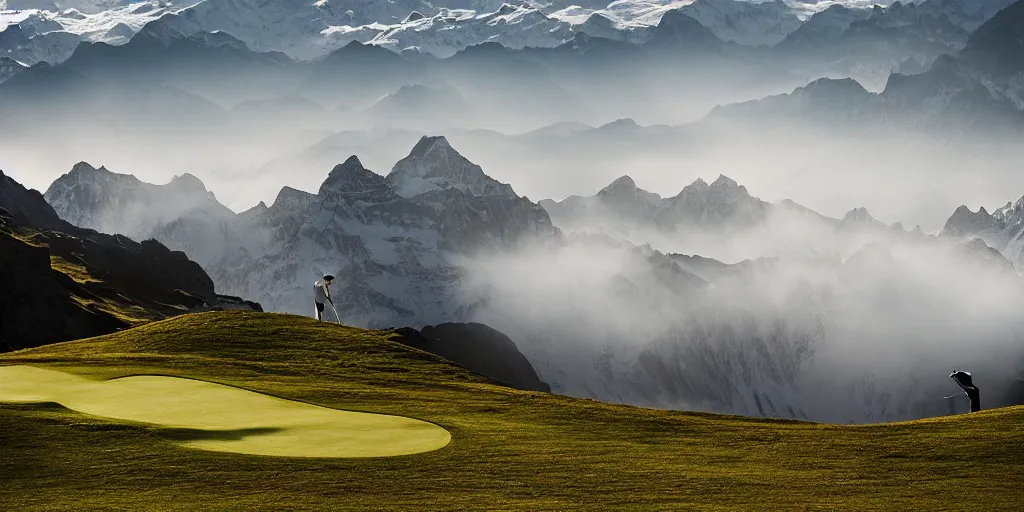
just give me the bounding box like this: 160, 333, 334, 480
1, 311, 1022, 511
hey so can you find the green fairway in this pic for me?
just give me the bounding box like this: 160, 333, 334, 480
0, 365, 450, 458
1, 311, 1022, 511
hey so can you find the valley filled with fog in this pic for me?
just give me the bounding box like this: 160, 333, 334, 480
3, 0, 1024, 423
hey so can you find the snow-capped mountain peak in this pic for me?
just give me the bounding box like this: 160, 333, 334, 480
385, 136, 517, 199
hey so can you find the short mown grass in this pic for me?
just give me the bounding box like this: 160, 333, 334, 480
1, 311, 1022, 511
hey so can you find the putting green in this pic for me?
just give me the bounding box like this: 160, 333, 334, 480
0, 365, 451, 458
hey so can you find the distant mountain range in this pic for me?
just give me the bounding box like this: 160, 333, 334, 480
37, 133, 1024, 422
43, 136, 557, 324
6, 0, 1024, 425
2, 0, 1019, 126
708, 0, 1024, 134
2, 0, 1017, 70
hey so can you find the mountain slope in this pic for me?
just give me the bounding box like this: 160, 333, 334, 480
0, 169, 260, 351
0, 56, 26, 83
1, 311, 1023, 510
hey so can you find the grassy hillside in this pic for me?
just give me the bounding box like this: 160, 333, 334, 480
1, 311, 1022, 511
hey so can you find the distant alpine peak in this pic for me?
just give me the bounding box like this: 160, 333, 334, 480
318, 155, 397, 204
168, 173, 208, 193
599, 175, 638, 193
942, 203, 1003, 237
386, 136, 517, 199
600, 118, 638, 129
409, 135, 453, 158
596, 174, 663, 206
952, 204, 993, 218
69, 161, 110, 175
842, 207, 878, 223
710, 174, 739, 189
337, 154, 365, 171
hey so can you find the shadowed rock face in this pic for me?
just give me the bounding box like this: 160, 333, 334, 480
389, 323, 550, 393
0, 170, 260, 352
0, 227, 129, 352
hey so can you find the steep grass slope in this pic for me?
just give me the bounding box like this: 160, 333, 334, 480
1, 311, 1022, 511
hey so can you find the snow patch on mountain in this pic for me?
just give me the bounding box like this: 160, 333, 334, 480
358, 5, 575, 58
0, 1, 197, 64
673, 0, 803, 46
135, 0, 460, 60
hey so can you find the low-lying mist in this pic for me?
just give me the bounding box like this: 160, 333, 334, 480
461, 229, 1024, 423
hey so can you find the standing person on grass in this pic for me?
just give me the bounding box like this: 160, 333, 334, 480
313, 274, 336, 322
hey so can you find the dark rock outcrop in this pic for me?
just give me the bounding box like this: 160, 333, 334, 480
0, 169, 261, 352
389, 323, 550, 392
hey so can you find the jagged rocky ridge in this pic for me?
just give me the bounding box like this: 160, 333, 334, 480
45, 136, 557, 326
942, 195, 1024, 270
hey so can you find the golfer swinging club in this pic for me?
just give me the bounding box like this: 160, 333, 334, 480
313, 274, 338, 322
948, 370, 981, 413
